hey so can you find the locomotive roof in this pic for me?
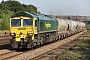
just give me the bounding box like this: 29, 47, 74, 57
36, 14, 56, 20
11, 12, 35, 18
11, 12, 56, 21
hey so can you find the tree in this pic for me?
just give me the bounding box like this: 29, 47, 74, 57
37, 11, 41, 14
0, 0, 38, 13
0, 0, 40, 30
0, 9, 14, 30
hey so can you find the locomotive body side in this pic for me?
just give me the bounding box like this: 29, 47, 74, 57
36, 15, 58, 33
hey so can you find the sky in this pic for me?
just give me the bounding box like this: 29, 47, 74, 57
0, 0, 90, 16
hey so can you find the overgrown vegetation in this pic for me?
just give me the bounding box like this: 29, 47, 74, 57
57, 30, 90, 60
0, 0, 41, 30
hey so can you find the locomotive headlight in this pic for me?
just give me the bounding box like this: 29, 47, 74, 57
27, 31, 33, 37
28, 31, 32, 33
27, 33, 33, 37
27, 33, 33, 36
10, 33, 16, 36
11, 34, 14, 35
27, 34, 33, 37
28, 34, 33, 36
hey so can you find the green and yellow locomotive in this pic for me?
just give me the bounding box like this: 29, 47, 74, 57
10, 12, 58, 48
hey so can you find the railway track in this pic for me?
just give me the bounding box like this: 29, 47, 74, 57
0, 34, 9, 37
0, 38, 10, 46
0, 51, 23, 60
0, 34, 11, 51
36, 38, 80, 60
0, 30, 86, 60
0, 35, 10, 46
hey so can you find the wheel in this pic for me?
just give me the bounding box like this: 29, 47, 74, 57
37, 43, 40, 48
27, 43, 32, 48
58, 35, 61, 40
27, 38, 33, 49
11, 42, 18, 48
40, 37, 44, 45
33, 43, 37, 49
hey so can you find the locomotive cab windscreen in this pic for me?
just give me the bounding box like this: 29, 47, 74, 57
11, 19, 33, 26
10, 12, 36, 43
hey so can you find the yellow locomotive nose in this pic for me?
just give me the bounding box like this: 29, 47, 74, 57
10, 26, 34, 42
